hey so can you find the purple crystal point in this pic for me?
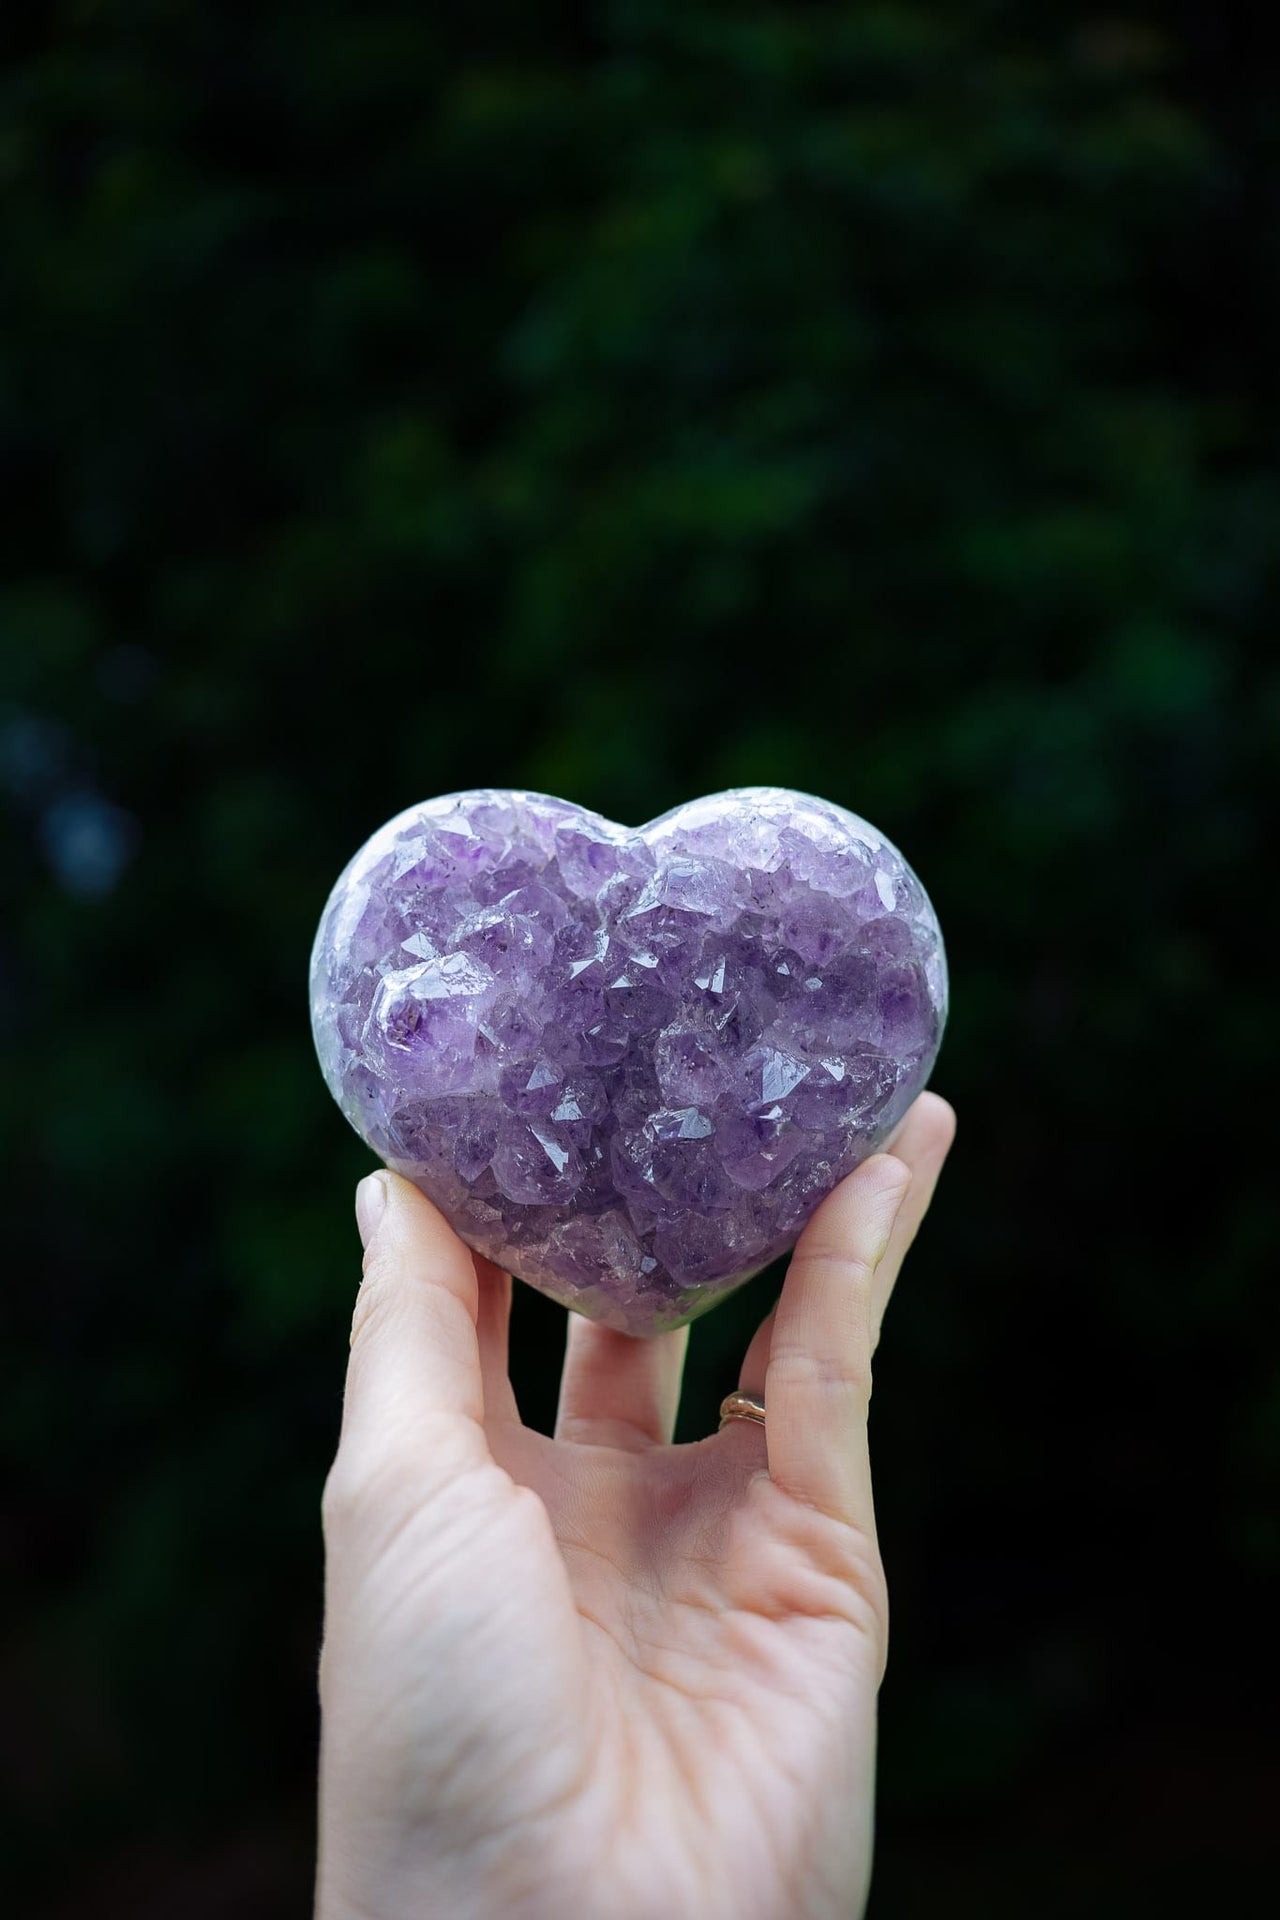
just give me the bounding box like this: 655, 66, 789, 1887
310, 787, 947, 1335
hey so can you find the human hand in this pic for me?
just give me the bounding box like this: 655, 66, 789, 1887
316, 1092, 956, 1920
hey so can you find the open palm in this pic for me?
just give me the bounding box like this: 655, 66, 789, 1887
317, 1093, 955, 1920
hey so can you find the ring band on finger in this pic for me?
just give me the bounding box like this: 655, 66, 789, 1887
718, 1390, 766, 1430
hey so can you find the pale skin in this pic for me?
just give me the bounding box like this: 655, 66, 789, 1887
317, 1092, 956, 1920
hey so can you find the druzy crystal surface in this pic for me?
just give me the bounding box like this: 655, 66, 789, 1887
310, 788, 947, 1335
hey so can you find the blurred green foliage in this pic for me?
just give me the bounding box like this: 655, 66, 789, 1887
2, 4, 1277, 1914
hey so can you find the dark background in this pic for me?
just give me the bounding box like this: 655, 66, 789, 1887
3, 4, 1277, 1915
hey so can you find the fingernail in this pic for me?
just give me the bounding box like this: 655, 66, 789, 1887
355, 1172, 388, 1250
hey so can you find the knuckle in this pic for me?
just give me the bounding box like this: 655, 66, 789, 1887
316, 1631, 338, 1704
347, 1253, 397, 1350
320, 1458, 360, 1533
840, 1535, 891, 1666
753, 1484, 891, 1657
788, 1245, 877, 1298
767, 1340, 870, 1399
320, 1448, 406, 1539
322, 1414, 489, 1538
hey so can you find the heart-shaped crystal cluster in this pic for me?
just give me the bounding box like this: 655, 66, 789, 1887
310, 788, 946, 1334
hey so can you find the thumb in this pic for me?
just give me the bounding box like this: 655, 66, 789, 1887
763, 1154, 911, 1530
336, 1170, 488, 1474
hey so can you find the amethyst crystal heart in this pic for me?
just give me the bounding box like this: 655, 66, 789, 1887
310, 788, 947, 1335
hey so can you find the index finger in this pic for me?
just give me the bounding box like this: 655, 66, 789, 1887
763, 1153, 911, 1529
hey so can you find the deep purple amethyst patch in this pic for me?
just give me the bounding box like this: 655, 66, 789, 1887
310, 788, 947, 1335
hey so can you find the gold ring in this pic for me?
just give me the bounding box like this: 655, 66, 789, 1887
718, 1390, 766, 1430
